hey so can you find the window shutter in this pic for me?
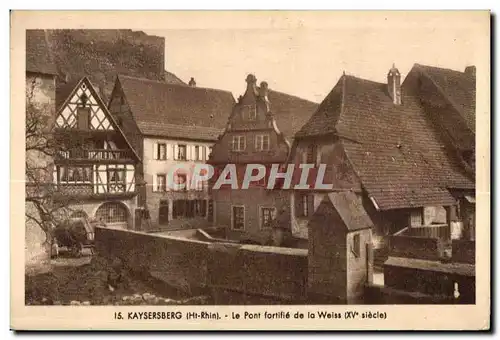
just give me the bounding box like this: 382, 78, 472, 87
165, 173, 170, 191
165, 143, 171, 160
153, 142, 158, 160
185, 172, 190, 191
174, 144, 179, 160
308, 195, 315, 217
152, 174, 157, 192
295, 194, 304, 217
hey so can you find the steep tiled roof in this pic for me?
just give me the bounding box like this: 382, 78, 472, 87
118, 75, 235, 140
136, 122, 223, 141
310, 191, 373, 232
294, 67, 475, 210
416, 64, 476, 133
26, 30, 57, 76
266, 90, 319, 142
295, 78, 343, 138
164, 70, 186, 86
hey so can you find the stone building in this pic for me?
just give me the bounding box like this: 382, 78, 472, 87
208, 74, 318, 244
107, 75, 235, 230
290, 63, 476, 263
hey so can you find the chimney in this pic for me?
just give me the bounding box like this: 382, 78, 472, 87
465, 65, 476, 78
387, 63, 402, 105
259, 81, 269, 98
245, 74, 257, 94
188, 77, 196, 87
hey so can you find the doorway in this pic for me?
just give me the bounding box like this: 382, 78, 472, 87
159, 200, 169, 225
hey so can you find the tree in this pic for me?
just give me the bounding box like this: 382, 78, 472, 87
25, 76, 70, 258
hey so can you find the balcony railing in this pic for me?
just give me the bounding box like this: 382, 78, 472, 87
56, 149, 134, 161
54, 183, 136, 197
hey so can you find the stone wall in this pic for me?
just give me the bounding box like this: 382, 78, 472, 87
382, 256, 475, 304
451, 239, 475, 264
389, 232, 446, 261
95, 227, 308, 302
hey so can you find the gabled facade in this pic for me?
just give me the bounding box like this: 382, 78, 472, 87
52, 77, 141, 229
290, 64, 476, 259
209, 74, 318, 244
107, 75, 236, 231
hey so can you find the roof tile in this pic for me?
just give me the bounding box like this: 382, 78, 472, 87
118, 75, 236, 140
294, 66, 475, 210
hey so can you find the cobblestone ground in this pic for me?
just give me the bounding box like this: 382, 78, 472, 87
25, 251, 210, 306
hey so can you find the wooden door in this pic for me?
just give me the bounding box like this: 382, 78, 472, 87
159, 200, 169, 225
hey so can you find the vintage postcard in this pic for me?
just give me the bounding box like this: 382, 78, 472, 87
10, 10, 490, 330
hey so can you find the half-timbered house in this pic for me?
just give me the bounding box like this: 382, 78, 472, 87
52, 77, 141, 229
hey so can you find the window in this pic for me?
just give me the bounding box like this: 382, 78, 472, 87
174, 173, 187, 191
172, 200, 207, 219
410, 209, 423, 227
157, 143, 167, 160
242, 105, 257, 120
255, 134, 270, 151
207, 147, 213, 159
95, 202, 128, 224
59, 166, 92, 184
295, 193, 312, 217
195, 178, 204, 191
177, 144, 187, 160
232, 205, 245, 230
306, 144, 317, 163
194, 145, 203, 161
302, 195, 310, 216
232, 136, 246, 152
352, 233, 361, 258
107, 168, 126, 192
156, 174, 166, 192
260, 207, 277, 229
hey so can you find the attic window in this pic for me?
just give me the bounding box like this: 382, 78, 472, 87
242, 105, 257, 121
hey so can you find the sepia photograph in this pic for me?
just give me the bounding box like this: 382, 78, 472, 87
11, 10, 490, 330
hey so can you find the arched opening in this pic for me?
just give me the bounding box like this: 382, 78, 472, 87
95, 202, 130, 229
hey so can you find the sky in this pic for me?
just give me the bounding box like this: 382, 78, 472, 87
144, 15, 484, 103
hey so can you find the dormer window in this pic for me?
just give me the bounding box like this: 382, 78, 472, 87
242, 105, 257, 120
